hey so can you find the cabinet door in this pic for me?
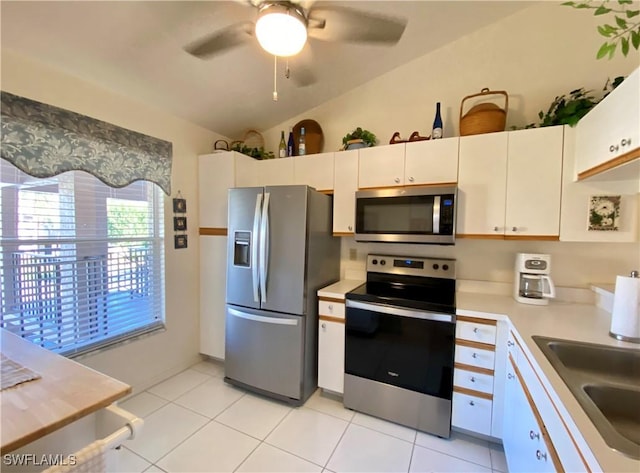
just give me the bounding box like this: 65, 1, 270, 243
318, 319, 345, 394
404, 137, 459, 185
294, 152, 335, 191
457, 132, 508, 237
358, 144, 405, 188
333, 149, 359, 234
199, 235, 227, 359
255, 157, 294, 186
452, 392, 492, 435
504, 357, 555, 473
575, 67, 639, 178
199, 153, 235, 228
505, 127, 563, 238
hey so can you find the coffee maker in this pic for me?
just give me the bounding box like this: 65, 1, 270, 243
514, 253, 556, 305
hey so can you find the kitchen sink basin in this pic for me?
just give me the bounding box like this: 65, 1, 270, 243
532, 336, 640, 460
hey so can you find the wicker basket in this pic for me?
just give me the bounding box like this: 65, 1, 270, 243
459, 88, 508, 136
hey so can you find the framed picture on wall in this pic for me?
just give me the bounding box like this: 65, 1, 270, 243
173, 198, 187, 213
174, 235, 188, 249
174, 216, 187, 231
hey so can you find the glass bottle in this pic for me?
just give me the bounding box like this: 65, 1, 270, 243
432, 102, 443, 139
278, 130, 286, 158
298, 127, 306, 156
287, 127, 295, 157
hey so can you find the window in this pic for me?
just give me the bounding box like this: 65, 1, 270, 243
0, 159, 165, 356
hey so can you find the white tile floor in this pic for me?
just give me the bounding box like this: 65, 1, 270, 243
116, 359, 508, 473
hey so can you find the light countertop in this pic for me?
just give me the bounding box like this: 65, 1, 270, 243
317, 279, 364, 299
0, 329, 131, 454
457, 292, 639, 472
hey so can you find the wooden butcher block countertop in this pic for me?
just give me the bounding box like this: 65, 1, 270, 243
0, 329, 131, 454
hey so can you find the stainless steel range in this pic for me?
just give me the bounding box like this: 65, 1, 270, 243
344, 254, 456, 438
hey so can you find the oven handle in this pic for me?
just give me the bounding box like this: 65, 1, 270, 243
346, 300, 455, 323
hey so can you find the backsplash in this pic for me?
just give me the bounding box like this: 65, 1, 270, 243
339, 237, 638, 290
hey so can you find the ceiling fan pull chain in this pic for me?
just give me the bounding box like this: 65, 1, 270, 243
285, 59, 291, 80
273, 55, 278, 102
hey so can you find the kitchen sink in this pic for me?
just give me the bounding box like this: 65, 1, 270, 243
532, 336, 640, 460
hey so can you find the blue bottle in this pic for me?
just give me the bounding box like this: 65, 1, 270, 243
287, 127, 295, 157
432, 102, 443, 139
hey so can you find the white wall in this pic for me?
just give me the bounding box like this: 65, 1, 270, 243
262, 1, 640, 289
1, 49, 229, 394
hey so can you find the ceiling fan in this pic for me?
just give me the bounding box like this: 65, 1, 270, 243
184, 1, 408, 87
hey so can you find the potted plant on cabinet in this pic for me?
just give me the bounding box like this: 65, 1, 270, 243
341, 127, 377, 150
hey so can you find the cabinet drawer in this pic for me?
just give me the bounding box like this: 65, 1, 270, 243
454, 369, 494, 395
319, 300, 345, 319
454, 344, 495, 370
456, 320, 497, 345
452, 392, 492, 435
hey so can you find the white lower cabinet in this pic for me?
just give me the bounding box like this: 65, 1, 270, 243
452, 391, 493, 436
317, 295, 347, 394
199, 235, 227, 359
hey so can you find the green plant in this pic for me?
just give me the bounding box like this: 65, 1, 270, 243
562, 0, 640, 59
523, 76, 625, 128
230, 142, 275, 160
342, 127, 377, 148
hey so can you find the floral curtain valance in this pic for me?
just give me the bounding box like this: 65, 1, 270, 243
0, 91, 172, 195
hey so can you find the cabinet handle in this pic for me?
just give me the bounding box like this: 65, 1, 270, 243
321, 323, 326, 329
348, 225, 353, 231
408, 176, 415, 182
507, 340, 514, 347
469, 400, 475, 406
473, 327, 479, 334
470, 376, 476, 383
530, 430, 540, 440
621, 138, 632, 147
609, 144, 619, 153
536, 450, 547, 462
472, 352, 478, 358
328, 305, 333, 311
508, 373, 515, 380
394, 177, 401, 184
512, 226, 518, 232
494, 226, 500, 232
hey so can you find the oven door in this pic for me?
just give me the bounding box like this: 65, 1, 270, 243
345, 300, 455, 400
354, 187, 456, 244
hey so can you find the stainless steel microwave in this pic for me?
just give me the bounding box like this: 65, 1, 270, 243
355, 185, 457, 244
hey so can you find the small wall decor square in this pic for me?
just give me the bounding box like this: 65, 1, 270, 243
174, 234, 188, 249
174, 216, 187, 231
588, 195, 621, 231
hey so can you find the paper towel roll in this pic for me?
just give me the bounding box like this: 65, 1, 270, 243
610, 275, 640, 343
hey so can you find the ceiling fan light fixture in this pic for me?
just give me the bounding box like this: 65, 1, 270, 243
255, 3, 307, 57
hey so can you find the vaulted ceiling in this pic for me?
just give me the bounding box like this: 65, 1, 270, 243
1, 1, 536, 138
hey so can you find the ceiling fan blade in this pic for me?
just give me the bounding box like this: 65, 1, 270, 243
307, 6, 407, 45
184, 22, 254, 59
288, 45, 317, 87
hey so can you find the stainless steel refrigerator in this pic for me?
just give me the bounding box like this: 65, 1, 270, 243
224, 185, 340, 405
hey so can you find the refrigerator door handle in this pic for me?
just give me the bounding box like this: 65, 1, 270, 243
228, 307, 299, 326
252, 192, 263, 303
259, 192, 270, 303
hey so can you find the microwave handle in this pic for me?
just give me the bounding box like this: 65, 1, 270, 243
433, 195, 441, 234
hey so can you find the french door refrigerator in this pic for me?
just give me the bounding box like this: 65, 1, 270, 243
224, 185, 340, 405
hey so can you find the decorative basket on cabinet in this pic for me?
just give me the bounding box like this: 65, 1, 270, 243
459, 88, 508, 136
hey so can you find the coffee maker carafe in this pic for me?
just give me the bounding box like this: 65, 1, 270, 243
514, 253, 555, 305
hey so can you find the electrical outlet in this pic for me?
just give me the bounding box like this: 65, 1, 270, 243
349, 248, 357, 261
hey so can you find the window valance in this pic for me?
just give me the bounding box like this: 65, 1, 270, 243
1, 91, 172, 195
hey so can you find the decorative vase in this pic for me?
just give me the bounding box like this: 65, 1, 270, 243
345, 139, 367, 150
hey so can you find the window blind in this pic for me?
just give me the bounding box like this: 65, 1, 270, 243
0, 159, 165, 356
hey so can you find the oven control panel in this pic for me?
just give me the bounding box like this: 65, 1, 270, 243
367, 254, 456, 279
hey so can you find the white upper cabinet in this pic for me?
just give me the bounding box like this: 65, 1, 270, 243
561, 126, 638, 242
294, 152, 335, 192
404, 137, 459, 185
505, 126, 564, 238
457, 132, 509, 237
333, 149, 359, 234
254, 157, 294, 186
358, 144, 405, 188
575, 67, 639, 181
199, 151, 256, 228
